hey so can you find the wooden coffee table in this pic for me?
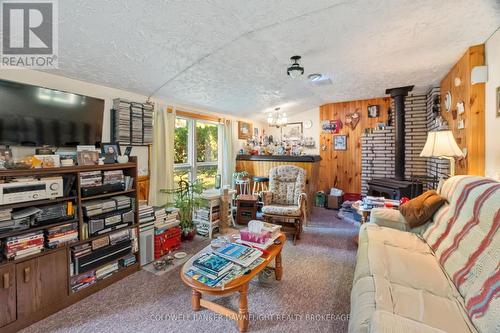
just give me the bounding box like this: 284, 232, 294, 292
180, 233, 285, 332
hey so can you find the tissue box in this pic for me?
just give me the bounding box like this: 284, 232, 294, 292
240, 228, 271, 244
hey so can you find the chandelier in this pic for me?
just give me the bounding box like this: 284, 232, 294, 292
267, 107, 287, 128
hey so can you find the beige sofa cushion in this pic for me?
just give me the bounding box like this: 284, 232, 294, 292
349, 224, 475, 333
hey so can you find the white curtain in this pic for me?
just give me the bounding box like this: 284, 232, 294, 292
221, 119, 235, 188
149, 104, 175, 205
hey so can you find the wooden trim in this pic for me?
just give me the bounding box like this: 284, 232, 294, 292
166, 106, 225, 123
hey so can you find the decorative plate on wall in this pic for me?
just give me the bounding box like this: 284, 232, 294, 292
303, 120, 312, 129
444, 91, 452, 112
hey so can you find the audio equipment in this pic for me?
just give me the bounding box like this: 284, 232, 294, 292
0, 177, 64, 205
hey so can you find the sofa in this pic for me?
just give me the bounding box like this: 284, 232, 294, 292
349, 176, 499, 333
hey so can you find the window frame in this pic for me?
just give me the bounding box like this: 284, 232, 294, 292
173, 116, 221, 186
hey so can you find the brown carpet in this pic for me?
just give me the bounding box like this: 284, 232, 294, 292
21, 208, 358, 333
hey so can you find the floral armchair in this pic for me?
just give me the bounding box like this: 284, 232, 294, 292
261, 165, 307, 244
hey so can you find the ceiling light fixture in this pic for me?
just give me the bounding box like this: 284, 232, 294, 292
287, 55, 304, 79
307, 73, 323, 82
267, 107, 288, 128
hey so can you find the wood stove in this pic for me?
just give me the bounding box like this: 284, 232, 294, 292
367, 85, 423, 200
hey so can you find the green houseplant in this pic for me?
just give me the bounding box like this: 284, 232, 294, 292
161, 179, 205, 241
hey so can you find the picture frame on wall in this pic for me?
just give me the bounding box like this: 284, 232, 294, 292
238, 121, 252, 140
281, 122, 303, 141
367, 105, 379, 118
333, 135, 347, 150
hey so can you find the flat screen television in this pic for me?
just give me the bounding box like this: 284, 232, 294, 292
0, 79, 104, 147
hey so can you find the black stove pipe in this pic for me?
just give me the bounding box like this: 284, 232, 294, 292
385, 85, 414, 181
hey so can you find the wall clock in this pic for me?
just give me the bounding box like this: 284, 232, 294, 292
444, 91, 452, 112
303, 120, 312, 129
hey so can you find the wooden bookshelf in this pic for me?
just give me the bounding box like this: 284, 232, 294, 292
0, 157, 140, 333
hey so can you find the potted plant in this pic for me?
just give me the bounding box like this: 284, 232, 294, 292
161, 179, 205, 241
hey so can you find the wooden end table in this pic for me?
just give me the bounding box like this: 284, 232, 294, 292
180, 233, 286, 332
236, 194, 258, 225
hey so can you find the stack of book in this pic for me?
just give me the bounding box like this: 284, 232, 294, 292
70, 270, 96, 292
185, 243, 264, 288
215, 242, 263, 267
154, 207, 180, 234
80, 171, 102, 188
185, 252, 235, 287
2, 231, 44, 260
119, 253, 136, 268
113, 195, 132, 210
124, 176, 134, 190
95, 261, 119, 279
143, 104, 154, 144
113, 99, 131, 144
45, 222, 79, 249
82, 200, 104, 217
103, 170, 124, 185
131, 103, 143, 144
239, 222, 281, 250
139, 204, 155, 225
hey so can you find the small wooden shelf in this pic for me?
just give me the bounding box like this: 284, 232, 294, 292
0, 218, 79, 239
80, 189, 136, 201
0, 195, 78, 210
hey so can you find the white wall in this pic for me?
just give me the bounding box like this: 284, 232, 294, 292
485, 29, 500, 179
0, 69, 263, 174
265, 107, 320, 155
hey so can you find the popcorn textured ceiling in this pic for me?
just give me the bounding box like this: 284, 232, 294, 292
50, 0, 500, 116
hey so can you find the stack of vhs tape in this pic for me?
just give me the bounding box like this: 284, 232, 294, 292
113, 99, 131, 144
143, 103, 154, 144
95, 261, 119, 279
2, 231, 44, 260
113, 195, 132, 210
139, 204, 155, 225
103, 170, 124, 185
45, 222, 78, 248
0, 209, 12, 222
119, 253, 136, 268
71, 239, 132, 275
131, 102, 143, 144
80, 171, 102, 188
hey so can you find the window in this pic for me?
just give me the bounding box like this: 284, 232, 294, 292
174, 116, 221, 188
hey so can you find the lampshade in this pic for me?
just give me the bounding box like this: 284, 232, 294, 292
420, 130, 464, 158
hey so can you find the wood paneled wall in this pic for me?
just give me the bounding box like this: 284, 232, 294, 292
319, 97, 391, 194
440, 44, 485, 175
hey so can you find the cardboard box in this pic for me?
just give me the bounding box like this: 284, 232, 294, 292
327, 195, 342, 209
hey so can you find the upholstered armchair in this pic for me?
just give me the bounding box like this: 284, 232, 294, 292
261, 165, 307, 244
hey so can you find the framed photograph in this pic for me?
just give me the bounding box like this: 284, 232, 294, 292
34, 155, 60, 168
77, 151, 99, 166
367, 105, 379, 118
321, 119, 343, 134
238, 121, 252, 140
101, 142, 121, 161
497, 87, 500, 117
281, 122, 303, 140
253, 127, 259, 137
333, 135, 347, 150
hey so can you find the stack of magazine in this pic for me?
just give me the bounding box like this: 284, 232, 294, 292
185, 242, 264, 288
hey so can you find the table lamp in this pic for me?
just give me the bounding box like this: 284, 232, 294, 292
420, 130, 464, 176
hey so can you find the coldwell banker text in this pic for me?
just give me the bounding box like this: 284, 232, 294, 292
1, 0, 58, 68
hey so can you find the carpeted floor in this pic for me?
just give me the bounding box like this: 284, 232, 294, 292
21, 208, 359, 333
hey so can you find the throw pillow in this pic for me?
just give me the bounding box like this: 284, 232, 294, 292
399, 190, 445, 228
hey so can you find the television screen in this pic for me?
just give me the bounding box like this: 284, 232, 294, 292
0, 79, 104, 147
